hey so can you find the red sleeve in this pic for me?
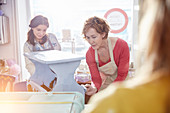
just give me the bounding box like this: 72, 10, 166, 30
113, 39, 130, 82
86, 47, 102, 91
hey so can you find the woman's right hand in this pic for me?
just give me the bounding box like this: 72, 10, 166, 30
85, 84, 97, 96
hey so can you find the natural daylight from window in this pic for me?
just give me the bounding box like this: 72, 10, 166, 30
30, 0, 133, 56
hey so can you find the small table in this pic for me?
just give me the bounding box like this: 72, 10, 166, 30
0, 92, 84, 113
24, 50, 86, 95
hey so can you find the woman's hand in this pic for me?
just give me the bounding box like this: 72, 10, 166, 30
85, 84, 97, 96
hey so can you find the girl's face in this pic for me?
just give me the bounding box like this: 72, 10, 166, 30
32, 25, 48, 40
85, 28, 105, 50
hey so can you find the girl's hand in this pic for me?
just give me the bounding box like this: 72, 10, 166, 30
85, 84, 97, 95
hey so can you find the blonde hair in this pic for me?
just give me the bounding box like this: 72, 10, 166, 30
138, 0, 170, 74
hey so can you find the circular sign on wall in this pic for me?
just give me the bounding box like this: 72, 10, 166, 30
104, 8, 128, 34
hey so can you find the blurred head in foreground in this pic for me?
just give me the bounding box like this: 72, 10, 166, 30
81, 0, 170, 113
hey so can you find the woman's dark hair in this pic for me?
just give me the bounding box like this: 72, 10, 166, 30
82, 16, 110, 39
27, 15, 49, 46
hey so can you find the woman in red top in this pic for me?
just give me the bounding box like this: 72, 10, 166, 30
82, 16, 130, 95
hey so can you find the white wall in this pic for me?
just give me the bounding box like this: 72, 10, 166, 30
0, 0, 19, 62
15, 0, 31, 80
132, 0, 139, 68
0, 0, 31, 81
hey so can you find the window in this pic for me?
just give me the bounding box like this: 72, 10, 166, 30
30, 0, 134, 56
20, 0, 137, 80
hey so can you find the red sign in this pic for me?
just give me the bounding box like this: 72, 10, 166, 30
104, 8, 128, 33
